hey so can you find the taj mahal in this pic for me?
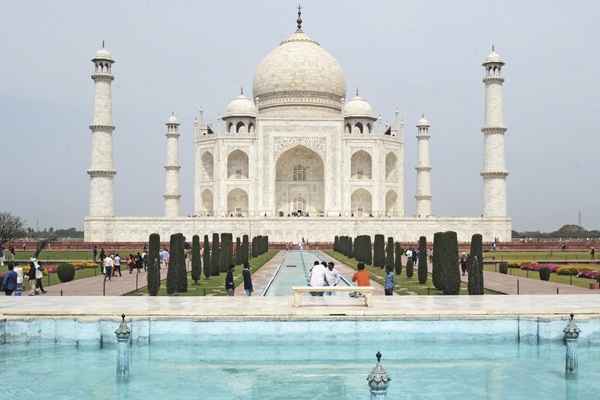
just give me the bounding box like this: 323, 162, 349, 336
84, 9, 511, 243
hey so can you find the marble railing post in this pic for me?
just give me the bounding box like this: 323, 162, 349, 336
115, 314, 131, 381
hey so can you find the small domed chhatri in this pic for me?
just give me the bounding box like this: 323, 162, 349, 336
223, 90, 257, 118
344, 92, 377, 119
93, 41, 113, 61
84, 6, 512, 244
484, 45, 504, 65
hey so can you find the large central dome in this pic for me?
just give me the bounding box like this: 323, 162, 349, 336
253, 29, 346, 114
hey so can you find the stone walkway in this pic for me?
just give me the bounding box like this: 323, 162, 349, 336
468, 270, 596, 295
234, 251, 287, 295
42, 268, 167, 296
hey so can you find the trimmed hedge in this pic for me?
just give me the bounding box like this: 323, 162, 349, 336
539, 267, 551, 281
175, 233, 187, 293
406, 259, 414, 278
166, 234, 178, 295
57, 263, 75, 283
221, 233, 233, 272
385, 237, 394, 269
147, 233, 161, 295
241, 235, 249, 265
211, 233, 220, 276
235, 237, 241, 265
442, 231, 460, 295
432, 232, 444, 291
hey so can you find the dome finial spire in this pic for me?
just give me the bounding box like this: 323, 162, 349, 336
296, 3, 303, 32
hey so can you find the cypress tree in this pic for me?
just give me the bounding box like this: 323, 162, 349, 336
432, 232, 444, 290
191, 235, 201, 284
468, 233, 484, 295
235, 237, 241, 265
352, 236, 358, 259
417, 236, 428, 284
365, 235, 373, 266
442, 231, 460, 295
221, 233, 233, 272
373, 234, 385, 268
334, 236, 339, 252
147, 233, 161, 296
385, 237, 394, 268
176, 234, 188, 293
211, 233, 220, 276
394, 242, 402, 275
166, 234, 178, 295
203, 235, 211, 279
242, 234, 249, 264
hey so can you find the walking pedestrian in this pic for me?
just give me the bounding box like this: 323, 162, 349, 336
113, 253, 122, 277
460, 253, 468, 276
324, 261, 340, 296
1, 264, 17, 295
135, 252, 143, 271
127, 254, 135, 274
225, 265, 235, 296
242, 263, 253, 296
103, 254, 113, 281
92, 245, 98, 262
591, 247, 596, 260
0, 244, 5, 267
384, 265, 394, 296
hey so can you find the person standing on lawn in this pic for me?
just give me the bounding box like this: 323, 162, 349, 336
242, 263, 253, 296
0, 244, 5, 267
384, 265, 394, 296
460, 253, 468, 276
99, 248, 106, 263
92, 245, 98, 262
1, 264, 17, 295
591, 247, 596, 260
225, 265, 235, 296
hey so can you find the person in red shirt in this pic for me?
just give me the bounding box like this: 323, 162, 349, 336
352, 263, 370, 287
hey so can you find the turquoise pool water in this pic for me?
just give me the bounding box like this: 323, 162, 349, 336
2, 337, 599, 399
264, 251, 349, 296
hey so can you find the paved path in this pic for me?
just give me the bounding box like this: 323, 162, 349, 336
468, 270, 596, 295
234, 251, 287, 296
42, 268, 167, 296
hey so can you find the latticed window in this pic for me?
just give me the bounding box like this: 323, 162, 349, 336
293, 165, 306, 181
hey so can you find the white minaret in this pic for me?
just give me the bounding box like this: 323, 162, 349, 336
164, 113, 181, 217
415, 115, 432, 217
88, 44, 116, 217
481, 46, 508, 217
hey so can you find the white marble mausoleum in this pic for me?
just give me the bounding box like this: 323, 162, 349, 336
84, 11, 511, 243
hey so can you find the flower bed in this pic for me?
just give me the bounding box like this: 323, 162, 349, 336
520, 263, 560, 273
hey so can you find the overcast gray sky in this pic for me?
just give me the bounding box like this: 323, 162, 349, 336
1, 0, 598, 232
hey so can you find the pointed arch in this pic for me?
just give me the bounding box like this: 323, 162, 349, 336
201, 151, 214, 181
351, 150, 372, 180
227, 188, 248, 217
235, 121, 246, 133
227, 149, 249, 179
351, 188, 372, 217
385, 152, 398, 182
385, 190, 398, 216
201, 189, 214, 216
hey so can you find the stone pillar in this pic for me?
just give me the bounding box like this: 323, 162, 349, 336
164, 113, 181, 217
481, 46, 508, 217
415, 115, 432, 217
88, 46, 116, 217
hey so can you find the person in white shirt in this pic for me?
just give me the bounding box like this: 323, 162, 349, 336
309, 261, 327, 296
324, 262, 340, 296
103, 255, 114, 281
113, 254, 122, 277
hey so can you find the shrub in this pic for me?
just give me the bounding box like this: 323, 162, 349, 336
191, 235, 201, 284
166, 234, 178, 295
406, 259, 414, 278
557, 267, 579, 276
202, 235, 211, 279
417, 236, 427, 284
57, 263, 75, 283
539, 267, 551, 281
432, 232, 444, 291
394, 242, 403, 275
147, 233, 161, 296
442, 231, 460, 295
373, 235, 385, 268
467, 234, 484, 295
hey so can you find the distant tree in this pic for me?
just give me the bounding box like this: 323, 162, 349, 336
0, 212, 25, 244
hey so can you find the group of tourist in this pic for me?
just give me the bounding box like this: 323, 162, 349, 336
1, 257, 45, 296
224, 263, 253, 296
308, 260, 351, 296
97, 248, 147, 282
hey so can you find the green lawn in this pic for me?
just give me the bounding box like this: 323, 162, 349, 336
483, 251, 594, 262
484, 265, 597, 289
325, 250, 497, 295
129, 250, 277, 296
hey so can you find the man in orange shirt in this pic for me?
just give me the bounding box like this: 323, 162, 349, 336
352, 263, 370, 287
